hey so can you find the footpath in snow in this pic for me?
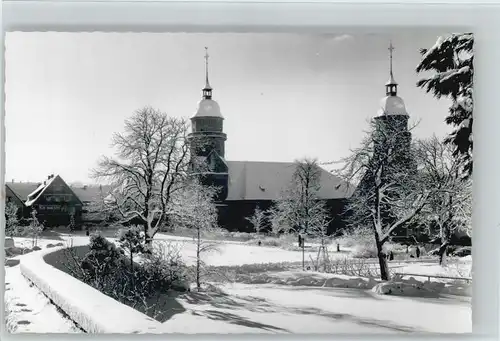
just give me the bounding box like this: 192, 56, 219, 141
4, 260, 82, 333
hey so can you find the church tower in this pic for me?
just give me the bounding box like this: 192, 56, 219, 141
187, 47, 229, 202
373, 41, 412, 169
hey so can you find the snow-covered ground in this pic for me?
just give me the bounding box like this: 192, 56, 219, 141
397, 257, 472, 280
4, 265, 82, 333
161, 283, 471, 334
4, 232, 472, 334
4, 236, 83, 334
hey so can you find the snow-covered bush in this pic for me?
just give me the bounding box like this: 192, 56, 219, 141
143, 241, 189, 292
80, 233, 123, 284
117, 225, 146, 272
5, 202, 22, 237
59, 233, 190, 321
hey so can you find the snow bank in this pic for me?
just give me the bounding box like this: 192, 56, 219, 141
372, 276, 471, 297
372, 281, 441, 297
20, 246, 163, 334
235, 270, 381, 289
234, 269, 471, 297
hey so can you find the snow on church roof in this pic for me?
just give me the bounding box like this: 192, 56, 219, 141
377, 95, 409, 117
225, 161, 353, 201
192, 99, 223, 119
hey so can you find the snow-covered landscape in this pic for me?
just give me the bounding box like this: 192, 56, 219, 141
4, 231, 471, 334
4, 31, 473, 334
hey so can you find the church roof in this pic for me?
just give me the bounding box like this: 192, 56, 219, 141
385, 73, 398, 86
377, 95, 409, 117
225, 161, 353, 201
192, 98, 223, 119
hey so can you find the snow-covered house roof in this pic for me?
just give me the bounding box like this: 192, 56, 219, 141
25, 176, 59, 206
225, 161, 353, 201
25, 175, 85, 207
5, 182, 40, 204
71, 185, 113, 204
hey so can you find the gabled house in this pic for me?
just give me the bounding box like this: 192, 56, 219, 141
5, 181, 40, 219
5, 175, 84, 226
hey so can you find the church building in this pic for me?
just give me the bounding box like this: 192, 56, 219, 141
187, 48, 353, 234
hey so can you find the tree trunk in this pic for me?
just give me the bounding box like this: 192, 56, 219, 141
196, 227, 201, 290
374, 232, 390, 281
143, 223, 154, 254
322, 239, 328, 272
438, 241, 448, 265
130, 251, 135, 288
302, 243, 305, 271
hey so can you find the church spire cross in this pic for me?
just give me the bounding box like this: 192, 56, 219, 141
388, 41, 395, 78
204, 47, 212, 88
202, 47, 213, 99
203, 47, 212, 99
385, 40, 398, 96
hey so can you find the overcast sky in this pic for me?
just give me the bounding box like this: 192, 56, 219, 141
5, 30, 461, 184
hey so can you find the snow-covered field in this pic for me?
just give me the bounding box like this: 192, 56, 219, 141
4, 232, 472, 334
160, 283, 470, 334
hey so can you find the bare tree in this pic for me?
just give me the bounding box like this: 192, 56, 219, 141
270, 158, 330, 270
84, 186, 115, 223
246, 206, 266, 236
267, 197, 295, 236
335, 120, 430, 281
414, 135, 472, 265
26, 209, 43, 248
170, 178, 219, 291
92, 107, 200, 247
307, 203, 332, 272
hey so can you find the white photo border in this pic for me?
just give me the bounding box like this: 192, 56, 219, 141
1, 1, 499, 341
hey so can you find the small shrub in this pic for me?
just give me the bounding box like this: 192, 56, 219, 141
117, 226, 146, 272
80, 232, 123, 284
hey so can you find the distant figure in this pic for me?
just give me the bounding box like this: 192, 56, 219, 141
257, 240, 262, 246
389, 251, 394, 261
416, 246, 421, 258
337, 243, 340, 252
298, 235, 303, 248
